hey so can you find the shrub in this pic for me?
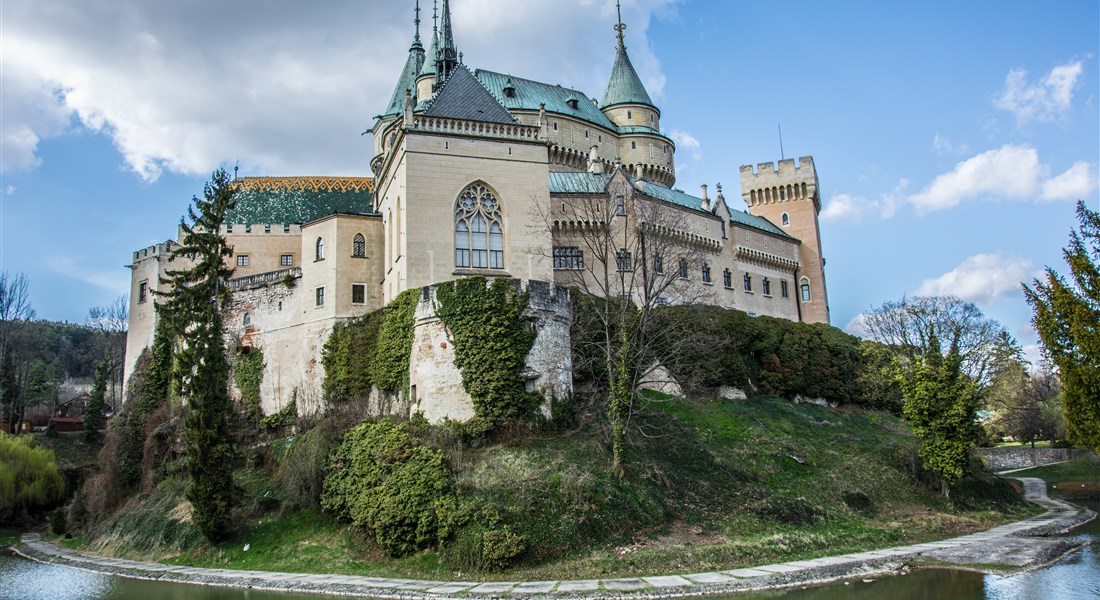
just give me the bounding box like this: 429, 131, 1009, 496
841, 490, 876, 516
50, 507, 67, 535
277, 424, 333, 511
321, 418, 456, 556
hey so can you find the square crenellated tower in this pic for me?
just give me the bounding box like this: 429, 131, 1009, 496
739, 156, 830, 324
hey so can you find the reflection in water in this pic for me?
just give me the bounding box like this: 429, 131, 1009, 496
0, 501, 1096, 600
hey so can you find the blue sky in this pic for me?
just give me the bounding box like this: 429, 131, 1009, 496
2, 0, 1097, 361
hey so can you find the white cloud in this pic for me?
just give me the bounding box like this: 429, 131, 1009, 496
909, 145, 1042, 213
916, 253, 1038, 306
5, 185, 14, 196
843, 313, 871, 338
821, 178, 907, 222
932, 133, 969, 157
1041, 161, 1097, 201
995, 60, 1083, 125
667, 128, 701, 161
0, 0, 678, 181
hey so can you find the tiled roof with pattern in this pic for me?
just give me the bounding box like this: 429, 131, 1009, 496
227, 177, 374, 224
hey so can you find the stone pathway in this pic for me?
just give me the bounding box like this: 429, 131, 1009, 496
13, 477, 1095, 599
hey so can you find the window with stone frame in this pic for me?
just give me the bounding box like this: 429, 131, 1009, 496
762, 278, 771, 296
280, 254, 294, 267
743, 273, 753, 292
701, 263, 712, 283
653, 254, 664, 274
315, 237, 325, 261
236, 255, 249, 267
553, 247, 584, 270
138, 281, 148, 303
352, 284, 366, 304
801, 281, 812, 302
781, 280, 790, 298
315, 286, 325, 307
353, 233, 366, 257
454, 183, 504, 269
615, 249, 633, 272
678, 258, 688, 279
723, 269, 732, 288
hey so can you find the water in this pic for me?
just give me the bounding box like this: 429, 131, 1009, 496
2, 500, 1097, 600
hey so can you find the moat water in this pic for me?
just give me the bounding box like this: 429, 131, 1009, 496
3, 500, 1097, 600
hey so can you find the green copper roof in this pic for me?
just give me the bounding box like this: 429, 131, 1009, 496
227, 177, 374, 224
548, 172, 794, 240
476, 70, 617, 131
601, 45, 654, 110
419, 30, 438, 77
383, 43, 425, 117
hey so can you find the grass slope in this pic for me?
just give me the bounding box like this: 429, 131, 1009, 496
65, 396, 1035, 580
1011, 453, 1100, 498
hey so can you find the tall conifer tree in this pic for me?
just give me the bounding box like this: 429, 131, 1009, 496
1024, 200, 1100, 454
158, 168, 239, 542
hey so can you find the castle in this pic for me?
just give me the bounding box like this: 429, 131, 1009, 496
124, 0, 830, 420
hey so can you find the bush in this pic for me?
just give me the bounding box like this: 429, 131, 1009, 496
50, 506, 67, 535
321, 419, 456, 556
277, 424, 333, 511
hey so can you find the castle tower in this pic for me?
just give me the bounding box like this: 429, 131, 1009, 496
416, 1, 440, 100
434, 0, 459, 89
599, 1, 675, 185
739, 156, 830, 324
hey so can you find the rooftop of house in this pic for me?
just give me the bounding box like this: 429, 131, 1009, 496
226, 177, 374, 225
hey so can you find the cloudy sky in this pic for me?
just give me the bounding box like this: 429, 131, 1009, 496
1, 0, 1097, 361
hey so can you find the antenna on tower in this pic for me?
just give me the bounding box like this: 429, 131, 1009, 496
233, 161, 239, 181
614, 0, 627, 48
778, 123, 785, 161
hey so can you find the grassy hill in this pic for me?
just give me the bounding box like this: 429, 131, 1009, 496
59, 395, 1035, 580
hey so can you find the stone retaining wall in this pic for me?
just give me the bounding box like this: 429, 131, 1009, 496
976, 447, 1093, 471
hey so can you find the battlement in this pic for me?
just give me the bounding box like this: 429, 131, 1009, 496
131, 240, 180, 263
739, 156, 816, 180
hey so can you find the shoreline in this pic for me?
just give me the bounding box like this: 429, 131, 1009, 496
10, 477, 1096, 598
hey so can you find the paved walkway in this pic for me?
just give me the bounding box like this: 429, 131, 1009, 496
13, 477, 1095, 599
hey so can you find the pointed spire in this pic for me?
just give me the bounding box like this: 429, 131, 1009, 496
436, 0, 459, 86
600, 3, 655, 110
383, 1, 429, 116
419, 0, 439, 78
614, 0, 627, 48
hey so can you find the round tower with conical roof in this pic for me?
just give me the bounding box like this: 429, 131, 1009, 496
599, 1, 674, 185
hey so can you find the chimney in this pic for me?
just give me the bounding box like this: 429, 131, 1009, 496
700, 184, 710, 210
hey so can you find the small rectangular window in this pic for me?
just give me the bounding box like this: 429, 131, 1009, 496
653, 254, 663, 274
678, 259, 688, 279
138, 281, 148, 303
723, 270, 732, 288
352, 284, 365, 304
615, 249, 633, 272
226, 224, 233, 233
763, 278, 771, 296
236, 255, 250, 267
280, 254, 294, 267
245, 224, 252, 233
553, 247, 584, 270
801, 283, 812, 302
781, 280, 790, 299
316, 286, 325, 307
614, 195, 625, 216
264, 224, 271, 233
744, 274, 753, 292
284, 223, 291, 233
702, 263, 712, 284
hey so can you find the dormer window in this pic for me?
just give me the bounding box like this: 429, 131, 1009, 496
503, 85, 516, 98
566, 96, 579, 110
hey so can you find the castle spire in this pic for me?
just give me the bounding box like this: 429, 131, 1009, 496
614, 0, 627, 48
600, 2, 655, 110
436, 0, 459, 86
383, 1, 429, 116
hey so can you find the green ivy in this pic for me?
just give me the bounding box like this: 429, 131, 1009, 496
233, 348, 264, 420
434, 278, 538, 433
322, 312, 382, 402
320, 418, 457, 556
259, 392, 297, 430
371, 289, 421, 394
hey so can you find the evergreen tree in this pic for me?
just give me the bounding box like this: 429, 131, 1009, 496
1024, 200, 1100, 454
900, 333, 982, 497
84, 358, 109, 441
158, 168, 239, 543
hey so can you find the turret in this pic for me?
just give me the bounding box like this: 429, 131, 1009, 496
434, 0, 460, 89
383, 1, 426, 118
416, 1, 440, 100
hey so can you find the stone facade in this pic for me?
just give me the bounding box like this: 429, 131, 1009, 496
123, 2, 831, 419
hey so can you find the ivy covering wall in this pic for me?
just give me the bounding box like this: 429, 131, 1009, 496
433, 278, 538, 433
322, 288, 419, 402
233, 348, 264, 420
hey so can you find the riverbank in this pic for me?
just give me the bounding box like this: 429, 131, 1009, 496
13, 476, 1094, 599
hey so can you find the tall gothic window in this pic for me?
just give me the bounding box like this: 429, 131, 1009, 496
353, 233, 366, 257
454, 183, 504, 269
315, 237, 325, 261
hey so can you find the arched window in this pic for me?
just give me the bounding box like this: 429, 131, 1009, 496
353, 233, 366, 257
315, 237, 325, 261
454, 183, 504, 269
800, 277, 812, 302
782, 212, 790, 226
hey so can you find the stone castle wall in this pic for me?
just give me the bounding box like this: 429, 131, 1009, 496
975, 447, 1094, 472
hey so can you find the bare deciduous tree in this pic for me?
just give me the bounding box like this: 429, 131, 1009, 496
540, 169, 720, 474
862, 295, 1005, 383
87, 295, 129, 411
